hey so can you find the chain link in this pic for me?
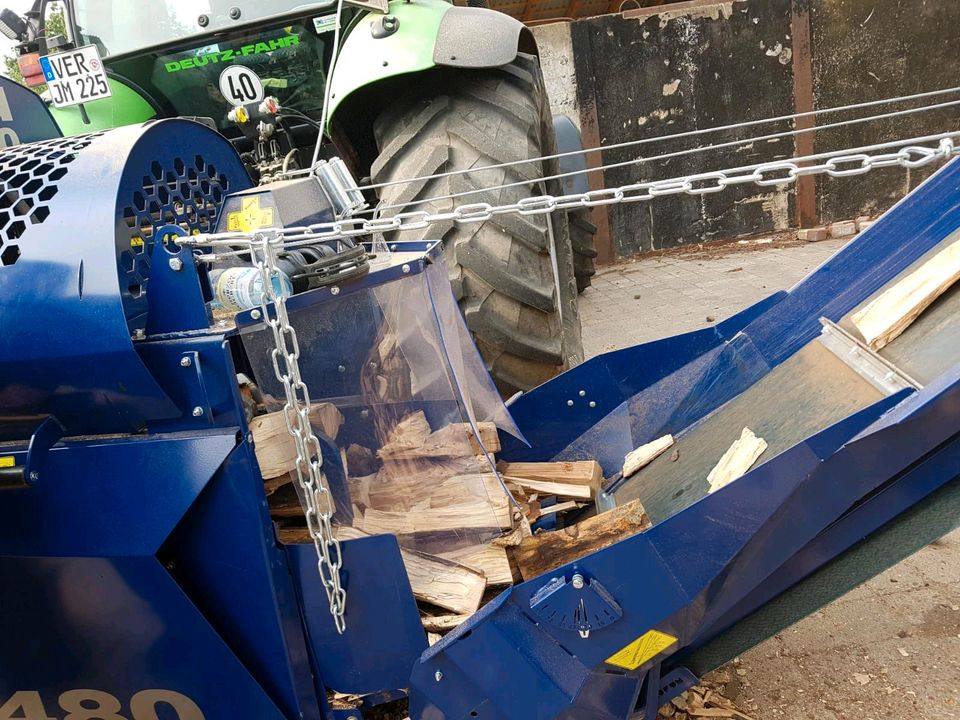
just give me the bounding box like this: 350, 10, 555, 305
251, 231, 347, 633
182, 138, 958, 255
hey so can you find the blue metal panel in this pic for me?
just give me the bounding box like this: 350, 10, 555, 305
161, 441, 324, 720
0, 75, 62, 143
288, 534, 427, 696
0, 556, 287, 718
0, 431, 237, 557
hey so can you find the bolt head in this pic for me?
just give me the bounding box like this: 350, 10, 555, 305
192, 406, 204, 417
589, 401, 597, 408
180, 356, 192, 368
168, 257, 184, 272
250, 309, 262, 320
567, 400, 574, 407
435, 670, 443, 682
401, 264, 411, 274
572, 573, 585, 589
337, 365, 346, 373
579, 390, 586, 397
28, 471, 39, 482
330, 286, 340, 295
229, 6, 241, 19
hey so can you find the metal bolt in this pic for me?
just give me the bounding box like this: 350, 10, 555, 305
331, 286, 340, 296
361, 409, 370, 419
402, 264, 410, 274
589, 401, 597, 408
197, 13, 209, 27
579, 390, 586, 397
229, 6, 241, 19
192, 406, 204, 417
346, 716, 359, 720
572, 573, 585, 589
567, 400, 574, 407
435, 670, 443, 682
250, 309, 262, 320
169, 257, 183, 272
132, 328, 145, 340
338, 365, 346, 373
28, 471, 39, 482
180, 356, 192, 368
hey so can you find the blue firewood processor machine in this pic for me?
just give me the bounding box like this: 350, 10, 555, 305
2, 111, 960, 720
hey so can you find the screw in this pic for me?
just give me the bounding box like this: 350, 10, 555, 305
402, 264, 410, 274
192, 406, 204, 417
589, 401, 597, 408
250, 309, 262, 320
331, 286, 340, 295
197, 13, 209, 27
229, 6, 241, 19
180, 356, 192, 368
338, 365, 346, 373
28, 471, 39, 482
567, 400, 574, 407
572, 573, 585, 589
579, 390, 586, 397
169, 257, 183, 271
435, 670, 443, 682
132, 328, 145, 340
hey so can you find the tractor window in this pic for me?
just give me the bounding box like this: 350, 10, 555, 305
104, 22, 332, 131
73, 0, 337, 58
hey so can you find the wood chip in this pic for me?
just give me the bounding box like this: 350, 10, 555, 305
503, 475, 593, 501
439, 542, 516, 586
852, 237, 960, 350
496, 460, 603, 493
421, 613, 471, 633
707, 427, 767, 494
623, 434, 675, 478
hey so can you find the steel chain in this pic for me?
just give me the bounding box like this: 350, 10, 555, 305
251, 231, 347, 633
182, 138, 957, 254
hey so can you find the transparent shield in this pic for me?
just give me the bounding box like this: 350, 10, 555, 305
241, 257, 522, 555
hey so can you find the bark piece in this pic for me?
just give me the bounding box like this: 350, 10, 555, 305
511, 499, 651, 580
622, 434, 675, 478
707, 427, 768, 494
852, 237, 960, 350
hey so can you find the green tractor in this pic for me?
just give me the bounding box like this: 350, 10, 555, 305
3, 0, 597, 394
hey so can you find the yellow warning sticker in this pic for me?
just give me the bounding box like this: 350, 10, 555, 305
605, 629, 678, 670
227, 197, 275, 233
0, 456, 14, 468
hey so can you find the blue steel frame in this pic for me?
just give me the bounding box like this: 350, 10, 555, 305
3, 119, 960, 720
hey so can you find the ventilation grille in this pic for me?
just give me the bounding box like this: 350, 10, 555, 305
0, 133, 103, 268
120, 156, 230, 299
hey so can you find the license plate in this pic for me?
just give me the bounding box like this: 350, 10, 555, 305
39, 44, 112, 109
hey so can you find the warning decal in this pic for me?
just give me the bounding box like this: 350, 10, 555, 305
0, 456, 13, 467
227, 197, 275, 233
605, 629, 678, 670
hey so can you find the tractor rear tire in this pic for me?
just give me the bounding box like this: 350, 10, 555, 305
569, 207, 598, 292
370, 55, 583, 395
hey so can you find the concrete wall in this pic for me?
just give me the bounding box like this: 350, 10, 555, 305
536, 0, 960, 260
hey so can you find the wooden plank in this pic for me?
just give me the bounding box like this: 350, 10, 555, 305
281, 526, 487, 615
496, 461, 603, 492
379, 420, 500, 461
503, 475, 593, 501
421, 613, 471, 633
622, 434, 675, 478
511, 499, 651, 580
439, 543, 516, 586
851, 238, 960, 351
707, 427, 768, 494
250, 404, 344, 479
791, 0, 817, 228
358, 498, 514, 534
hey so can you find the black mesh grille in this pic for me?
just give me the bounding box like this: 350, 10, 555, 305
119, 155, 230, 299
0, 133, 102, 268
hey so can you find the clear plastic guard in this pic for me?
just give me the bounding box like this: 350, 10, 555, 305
241, 257, 524, 556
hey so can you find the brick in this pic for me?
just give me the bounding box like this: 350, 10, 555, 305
798, 227, 829, 242
829, 221, 858, 238
856, 215, 873, 230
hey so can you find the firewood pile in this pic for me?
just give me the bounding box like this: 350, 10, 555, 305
251, 408, 652, 636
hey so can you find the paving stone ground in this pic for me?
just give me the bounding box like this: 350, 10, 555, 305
578, 236, 960, 720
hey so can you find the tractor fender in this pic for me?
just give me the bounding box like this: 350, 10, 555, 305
327, 0, 535, 126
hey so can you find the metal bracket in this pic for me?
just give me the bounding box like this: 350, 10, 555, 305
145, 225, 210, 337
818, 318, 921, 395
0, 415, 65, 489
529, 570, 623, 638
